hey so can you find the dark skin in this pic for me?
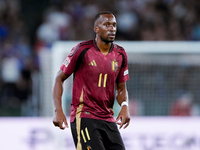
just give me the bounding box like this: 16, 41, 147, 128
53, 70, 69, 129
53, 13, 130, 130
94, 13, 117, 55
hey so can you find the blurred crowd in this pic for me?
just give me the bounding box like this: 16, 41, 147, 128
35, 0, 200, 51
0, 1, 34, 115
0, 0, 200, 116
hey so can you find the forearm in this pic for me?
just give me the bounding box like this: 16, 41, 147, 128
53, 70, 68, 112
52, 70, 69, 129
115, 82, 130, 129
116, 87, 128, 106
53, 78, 64, 112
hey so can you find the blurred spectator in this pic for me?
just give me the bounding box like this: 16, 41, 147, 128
191, 21, 200, 40
35, 6, 72, 52
129, 99, 144, 116
170, 93, 193, 116
170, 92, 200, 116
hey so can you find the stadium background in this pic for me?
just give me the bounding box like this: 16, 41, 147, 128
1, 0, 200, 117
0, 0, 200, 150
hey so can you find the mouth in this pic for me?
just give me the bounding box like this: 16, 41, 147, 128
108, 33, 115, 38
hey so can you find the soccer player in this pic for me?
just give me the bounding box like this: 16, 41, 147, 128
52, 11, 130, 150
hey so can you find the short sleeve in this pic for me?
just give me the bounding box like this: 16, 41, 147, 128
60, 44, 81, 76
116, 50, 129, 83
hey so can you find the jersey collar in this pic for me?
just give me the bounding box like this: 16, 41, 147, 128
93, 39, 114, 53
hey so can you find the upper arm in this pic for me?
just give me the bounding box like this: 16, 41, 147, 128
56, 69, 69, 83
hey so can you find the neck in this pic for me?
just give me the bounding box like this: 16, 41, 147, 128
95, 37, 112, 54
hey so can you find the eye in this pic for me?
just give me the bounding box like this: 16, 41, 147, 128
105, 23, 109, 27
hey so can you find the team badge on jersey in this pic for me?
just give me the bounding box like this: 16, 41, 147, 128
111, 60, 118, 71
63, 57, 70, 67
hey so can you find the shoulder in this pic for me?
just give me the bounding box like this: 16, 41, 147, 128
112, 43, 127, 56
112, 43, 128, 65
79, 39, 94, 47
113, 43, 126, 52
70, 39, 94, 56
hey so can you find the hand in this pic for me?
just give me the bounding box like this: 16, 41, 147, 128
115, 105, 130, 129
53, 110, 68, 130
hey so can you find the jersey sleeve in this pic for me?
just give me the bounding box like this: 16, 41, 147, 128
116, 50, 129, 83
60, 43, 81, 76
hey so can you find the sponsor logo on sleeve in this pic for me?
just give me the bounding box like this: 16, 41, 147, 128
63, 57, 70, 67
124, 69, 129, 76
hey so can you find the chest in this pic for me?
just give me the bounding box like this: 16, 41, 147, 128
81, 49, 123, 75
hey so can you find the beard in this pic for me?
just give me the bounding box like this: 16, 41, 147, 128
100, 35, 115, 44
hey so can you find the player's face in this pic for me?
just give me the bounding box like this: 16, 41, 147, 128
96, 14, 117, 43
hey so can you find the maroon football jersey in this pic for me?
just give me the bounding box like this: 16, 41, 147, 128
60, 39, 129, 122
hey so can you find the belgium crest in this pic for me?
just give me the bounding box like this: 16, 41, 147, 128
111, 60, 118, 71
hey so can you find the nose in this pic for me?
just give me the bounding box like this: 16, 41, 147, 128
109, 25, 116, 31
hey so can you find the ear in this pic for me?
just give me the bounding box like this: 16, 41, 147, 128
94, 26, 99, 34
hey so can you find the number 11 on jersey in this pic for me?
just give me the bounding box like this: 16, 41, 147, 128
98, 73, 107, 87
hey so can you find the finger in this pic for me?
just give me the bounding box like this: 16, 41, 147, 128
63, 120, 69, 128
116, 121, 122, 126
116, 116, 123, 126
119, 117, 126, 129
115, 116, 120, 122
61, 121, 68, 129
119, 124, 123, 129
53, 121, 59, 127
59, 122, 65, 130
123, 121, 130, 129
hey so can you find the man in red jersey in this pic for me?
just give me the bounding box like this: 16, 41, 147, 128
52, 11, 130, 150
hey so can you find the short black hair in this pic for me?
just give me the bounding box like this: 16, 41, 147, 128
94, 11, 114, 26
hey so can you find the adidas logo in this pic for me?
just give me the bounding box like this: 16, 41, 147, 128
88, 60, 97, 66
